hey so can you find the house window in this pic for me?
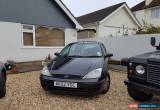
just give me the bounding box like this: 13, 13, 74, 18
23, 33, 34, 46
35, 26, 65, 47
22, 25, 35, 46
22, 24, 65, 47
151, 7, 160, 19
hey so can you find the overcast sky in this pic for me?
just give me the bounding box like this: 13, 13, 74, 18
62, 0, 144, 17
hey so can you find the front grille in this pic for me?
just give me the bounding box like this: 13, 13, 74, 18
147, 61, 160, 86
52, 74, 82, 79
46, 81, 101, 93
50, 86, 99, 93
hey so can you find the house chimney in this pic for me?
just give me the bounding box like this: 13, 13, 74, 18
145, 0, 153, 6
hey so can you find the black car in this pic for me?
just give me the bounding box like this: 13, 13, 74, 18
124, 37, 160, 102
0, 61, 13, 98
40, 41, 113, 95
0, 62, 6, 98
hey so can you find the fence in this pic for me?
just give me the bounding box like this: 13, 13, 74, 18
78, 34, 160, 61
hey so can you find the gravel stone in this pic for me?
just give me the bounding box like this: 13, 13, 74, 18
0, 71, 159, 110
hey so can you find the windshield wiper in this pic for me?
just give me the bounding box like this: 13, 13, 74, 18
86, 56, 102, 57
68, 55, 102, 58
68, 55, 85, 57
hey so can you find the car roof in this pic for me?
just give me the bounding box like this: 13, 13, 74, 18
71, 41, 103, 45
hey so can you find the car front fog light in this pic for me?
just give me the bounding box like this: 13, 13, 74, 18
136, 65, 145, 75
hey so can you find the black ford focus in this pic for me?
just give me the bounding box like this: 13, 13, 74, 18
40, 41, 113, 95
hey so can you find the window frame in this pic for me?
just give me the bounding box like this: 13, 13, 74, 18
151, 7, 160, 19
22, 24, 35, 48
21, 24, 65, 49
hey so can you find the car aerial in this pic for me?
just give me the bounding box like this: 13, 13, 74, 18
40, 41, 113, 95
0, 61, 12, 98
123, 37, 160, 102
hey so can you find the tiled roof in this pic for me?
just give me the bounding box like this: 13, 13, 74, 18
77, 2, 125, 25
146, 0, 160, 8
131, 1, 145, 11
131, 0, 160, 12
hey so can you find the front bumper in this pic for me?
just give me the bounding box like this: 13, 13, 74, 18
40, 75, 105, 95
124, 80, 160, 96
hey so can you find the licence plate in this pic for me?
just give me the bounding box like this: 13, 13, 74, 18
54, 81, 77, 88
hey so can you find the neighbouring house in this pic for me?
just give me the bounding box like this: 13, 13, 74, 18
0, 0, 82, 63
77, 2, 141, 38
77, 29, 96, 39
132, 0, 160, 26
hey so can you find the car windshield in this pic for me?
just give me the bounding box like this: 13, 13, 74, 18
60, 42, 103, 57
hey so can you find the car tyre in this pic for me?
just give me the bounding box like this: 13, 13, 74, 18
101, 73, 110, 94
0, 72, 6, 98
127, 86, 153, 102
40, 81, 49, 91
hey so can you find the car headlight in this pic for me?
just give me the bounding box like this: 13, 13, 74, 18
83, 68, 102, 79
41, 66, 51, 76
135, 65, 145, 75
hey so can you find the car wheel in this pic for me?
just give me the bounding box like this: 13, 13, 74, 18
0, 72, 6, 98
101, 73, 110, 94
127, 86, 153, 102
40, 81, 49, 91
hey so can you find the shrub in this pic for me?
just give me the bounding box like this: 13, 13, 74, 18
137, 21, 160, 34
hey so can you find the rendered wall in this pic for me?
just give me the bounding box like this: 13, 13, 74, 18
79, 34, 160, 60
0, 21, 77, 62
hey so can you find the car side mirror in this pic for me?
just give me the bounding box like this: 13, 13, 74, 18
105, 53, 113, 57
4, 63, 13, 70
54, 52, 60, 57
151, 37, 156, 46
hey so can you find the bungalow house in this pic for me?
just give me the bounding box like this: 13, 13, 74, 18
131, 0, 160, 26
0, 0, 81, 62
77, 2, 141, 38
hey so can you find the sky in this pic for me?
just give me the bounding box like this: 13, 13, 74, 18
62, 0, 144, 17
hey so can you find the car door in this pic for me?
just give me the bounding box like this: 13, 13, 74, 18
100, 44, 109, 78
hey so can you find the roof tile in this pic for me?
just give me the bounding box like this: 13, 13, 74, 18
131, 0, 160, 12
77, 2, 125, 25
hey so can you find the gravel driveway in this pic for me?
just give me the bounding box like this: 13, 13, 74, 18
0, 71, 159, 110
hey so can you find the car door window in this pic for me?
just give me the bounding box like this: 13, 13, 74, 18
102, 44, 107, 55
60, 45, 71, 56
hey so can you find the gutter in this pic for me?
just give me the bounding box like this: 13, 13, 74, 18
54, 0, 83, 30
